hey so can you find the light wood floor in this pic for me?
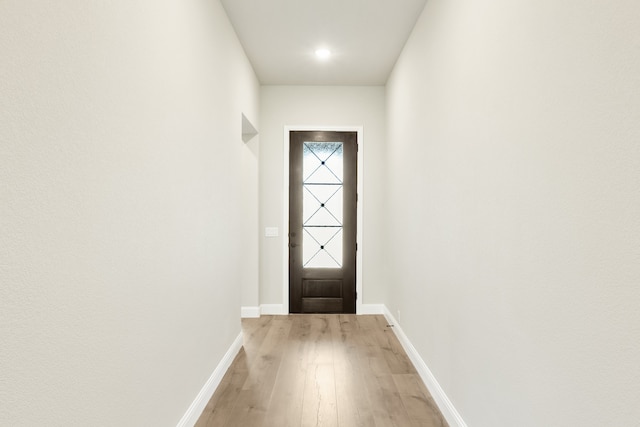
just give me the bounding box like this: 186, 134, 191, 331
195, 315, 448, 427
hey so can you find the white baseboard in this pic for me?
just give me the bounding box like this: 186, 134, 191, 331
241, 306, 261, 318
382, 306, 468, 427
257, 303, 384, 316
176, 332, 243, 427
358, 303, 385, 315
260, 304, 287, 315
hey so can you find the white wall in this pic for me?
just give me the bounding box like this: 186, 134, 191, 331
385, 1, 640, 426
259, 86, 386, 309
240, 126, 260, 311
0, 1, 259, 425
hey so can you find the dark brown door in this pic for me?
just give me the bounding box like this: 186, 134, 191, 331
289, 131, 357, 313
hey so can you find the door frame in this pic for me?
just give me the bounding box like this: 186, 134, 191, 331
282, 125, 364, 314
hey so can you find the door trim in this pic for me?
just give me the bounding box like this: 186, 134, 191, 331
282, 125, 364, 314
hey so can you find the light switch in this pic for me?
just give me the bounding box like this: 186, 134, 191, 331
265, 227, 279, 237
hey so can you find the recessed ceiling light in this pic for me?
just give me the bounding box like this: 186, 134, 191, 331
315, 48, 331, 60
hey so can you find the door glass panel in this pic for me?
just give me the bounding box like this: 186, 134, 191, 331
302, 142, 343, 268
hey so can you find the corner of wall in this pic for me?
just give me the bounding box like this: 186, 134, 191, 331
382, 306, 468, 427
176, 332, 243, 427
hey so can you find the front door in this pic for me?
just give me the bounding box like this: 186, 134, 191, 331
289, 131, 357, 313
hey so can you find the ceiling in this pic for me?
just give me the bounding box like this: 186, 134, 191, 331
219, 0, 428, 86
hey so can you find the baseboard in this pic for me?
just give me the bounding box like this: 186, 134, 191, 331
176, 332, 243, 427
257, 303, 383, 316
382, 306, 468, 427
260, 304, 287, 315
358, 303, 385, 315
241, 306, 261, 318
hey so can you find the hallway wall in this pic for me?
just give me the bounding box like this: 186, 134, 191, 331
259, 86, 386, 310
385, 0, 640, 426
0, 1, 259, 425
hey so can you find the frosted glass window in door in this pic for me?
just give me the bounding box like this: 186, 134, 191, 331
302, 142, 343, 268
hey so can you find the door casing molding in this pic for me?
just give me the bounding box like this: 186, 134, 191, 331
282, 125, 364, 314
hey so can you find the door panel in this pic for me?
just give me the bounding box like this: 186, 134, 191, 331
289, 131, 357, 313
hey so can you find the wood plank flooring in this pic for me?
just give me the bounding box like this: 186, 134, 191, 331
195, 315, 448, 427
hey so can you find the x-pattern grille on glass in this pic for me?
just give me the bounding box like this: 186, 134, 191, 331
302, 142, 343, 268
